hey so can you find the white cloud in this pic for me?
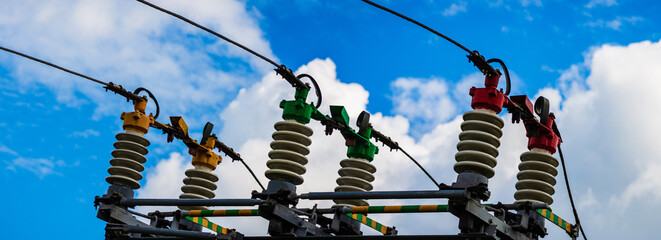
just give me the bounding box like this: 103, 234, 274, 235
585, 0, 617, 8
0, 0, 274, 127
69, 129, 100, 138
585, 16, 643, 31
442, 1, 467, 17
519, 0, 542, 7
136, 152, 189, 214
0, 143, 18, 156
532, 39, 661, 239
6, 157, 65, 178
390, 77, 457, 131
390, 71, 523, 137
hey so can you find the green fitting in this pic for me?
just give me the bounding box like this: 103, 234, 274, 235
280, 87, 314, 124
347, 137, 378, 161
330, 105, 378, 161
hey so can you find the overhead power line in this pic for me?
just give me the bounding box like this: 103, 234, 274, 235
136, 0, 280, 68
361, 0, 472, 54
0, 46, 109, 86
558, 146, 588, 240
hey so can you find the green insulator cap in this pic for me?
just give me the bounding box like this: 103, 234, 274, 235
280, 87, 314, 124
347, 127, 379, 161
347, 137, 378, 161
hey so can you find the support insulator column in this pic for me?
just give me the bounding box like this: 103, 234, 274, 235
454, 109, 504, 178
179, 166, 219, 210
106, 99, 152, 190
179, 131, 222, 210
334, 158, 376, 207
106, 131, 150, 189
514, 148, 559, 205
265, 120, 313, 185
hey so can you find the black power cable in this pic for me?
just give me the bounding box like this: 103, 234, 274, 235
237, 158, 266, 191
371, 129, 441, 189
360, 0, 472, 54
296, 74, 322, 109
0, 46, 109, 86
135, 0, 323, 108
558, 145, 587, 240
134, 87, 161, 120
136, 0, 279, 68
361, 0, 512, 96
486, 58, 511, 96
0, 45, 162, 119
401, 148, 440, 189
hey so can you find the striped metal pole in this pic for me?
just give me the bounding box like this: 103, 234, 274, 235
185, 209, 259, 217
346, 213, 394, 235
185, 216, 234, 234
537, 209, 574, 234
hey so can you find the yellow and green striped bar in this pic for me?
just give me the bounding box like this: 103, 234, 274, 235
186, 209, 259, 217
537, 209, 573, 233
347, 204, 449, 214
184, 216, 232, 234
346, 213, 391, 235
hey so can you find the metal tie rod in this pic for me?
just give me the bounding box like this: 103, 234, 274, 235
299, 189, 466, 200
106, 224, 216, 239
120, 198, 265, 207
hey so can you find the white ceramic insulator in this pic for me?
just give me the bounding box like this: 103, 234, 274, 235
454, 109, 504, 178
514, 148, 559, 205
264, 120, 313, 185
333, 158, 377, 207
179, 165, 219, 210
106, 131, 150, 189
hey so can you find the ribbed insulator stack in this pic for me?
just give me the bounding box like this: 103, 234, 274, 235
454, 109, 504, 178
333, 158, 377, 207
514, 148, 559, 205
179, 166, 219, 210
106, 131, 150, 189
265, 120, 313, 185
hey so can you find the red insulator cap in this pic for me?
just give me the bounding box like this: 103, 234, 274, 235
470, 75, 507, 113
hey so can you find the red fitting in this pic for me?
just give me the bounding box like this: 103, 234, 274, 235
469, 75, 507, 113
525, 116, 561, 154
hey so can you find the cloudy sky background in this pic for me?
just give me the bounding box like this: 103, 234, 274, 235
1, 0, 660, 239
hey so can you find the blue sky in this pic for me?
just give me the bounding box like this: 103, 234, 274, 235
1, 0, 660, 239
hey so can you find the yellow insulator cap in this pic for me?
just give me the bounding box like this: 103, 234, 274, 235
191, 147, 222, 170
121, 111, 151, 134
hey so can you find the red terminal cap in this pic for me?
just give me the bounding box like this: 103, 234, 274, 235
526, 115, 561, 154
508, 95, 562, 154
469, 75, 508, 114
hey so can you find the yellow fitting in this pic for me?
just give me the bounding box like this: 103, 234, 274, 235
191, 136, 222, 170
170, 116, 189, 135
191, 147, 222, 170
134, 99, 147, 113
121, 99, 153, 134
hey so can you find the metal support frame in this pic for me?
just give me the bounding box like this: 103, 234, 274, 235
299, 189, 466, 200
97, 185, 558, 240
120, 198, 265, 207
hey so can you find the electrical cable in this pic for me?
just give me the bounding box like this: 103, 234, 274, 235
486, 58, 511, 96
0, 45, 109, 86
361, 0, 472, 54
558, 145, 587, 240
134, 87, 160, 120
296, 73, 322, 109
137, 0, 320, 102
136, 0, 279, 68
237, 158, 266, 191
399, 147, 440, 189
